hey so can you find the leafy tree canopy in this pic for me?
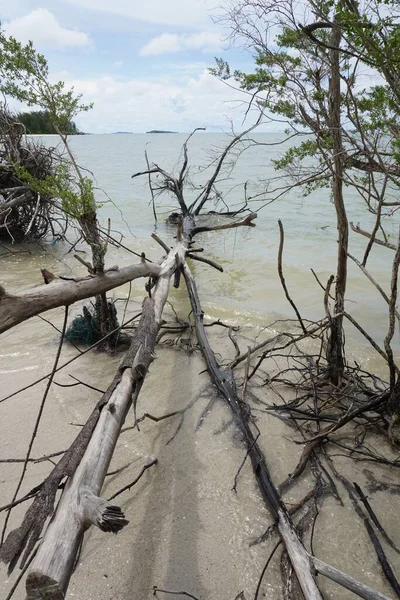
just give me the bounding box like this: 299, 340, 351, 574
211, 0, 400, 196
0, 31, 92, 135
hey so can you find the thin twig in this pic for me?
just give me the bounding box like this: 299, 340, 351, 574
4, 546, 38, 600
254, 540, 282, 600
0, 313, 142, 404
145, 148, 157, 222
277, 220, 307, 333
232, 433, 260, 493
348, 252, 400, 321
153, 586, 200, 599
1, 307, 69, 545
108, 459, 158, 501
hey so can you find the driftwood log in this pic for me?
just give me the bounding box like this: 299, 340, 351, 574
0, 239, 187, 598
182, 260, 395, 600
182, 260, 323, 600
0, 260, 160, 334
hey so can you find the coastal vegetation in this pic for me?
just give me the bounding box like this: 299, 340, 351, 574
16, 110, 81, 135
1, 2, 400, 599
0, 29, 121, 351
0, 107, 68, 243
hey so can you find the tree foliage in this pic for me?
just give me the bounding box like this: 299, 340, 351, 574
212, 0, 400, 196
213, 0, 400, 389
0, 32, 91, 134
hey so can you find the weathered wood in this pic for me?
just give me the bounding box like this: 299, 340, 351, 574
182, 261, 323, 600
25, 369, 134, 597
0, 261, 160, 334
183, 258, 394, 600
22, 240, 187, 599
312, 556, 394, 600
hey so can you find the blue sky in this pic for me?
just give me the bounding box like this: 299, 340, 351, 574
0, 0, 259, 133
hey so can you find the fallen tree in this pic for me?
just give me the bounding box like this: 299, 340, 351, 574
1, 128, 397, 600
21, 239, 187, 598
183, 260, 394, 600
0, 128, 261, 597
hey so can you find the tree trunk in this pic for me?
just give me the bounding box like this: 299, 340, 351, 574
182, 260, 323, 600
326, 16, 348, 385
78, 211, 116, 350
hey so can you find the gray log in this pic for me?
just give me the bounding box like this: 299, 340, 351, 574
0, 261, 161, 334
312, 556, 394, 600
182, 261, 323, 600
24, 242, 187, 599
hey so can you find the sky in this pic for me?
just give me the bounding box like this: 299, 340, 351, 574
0, 0, 259, 133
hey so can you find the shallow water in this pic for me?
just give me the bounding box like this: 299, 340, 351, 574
1, 133, 399, 599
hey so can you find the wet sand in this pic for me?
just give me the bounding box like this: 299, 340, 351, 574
1, 297, 399, 600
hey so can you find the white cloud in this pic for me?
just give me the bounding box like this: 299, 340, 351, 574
4, 9, 91, 48
140, 31, 223, 56
59, 70, 246, 133
61, 0, 216, 27
113, 61, 123, 68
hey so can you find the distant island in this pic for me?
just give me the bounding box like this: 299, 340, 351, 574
146, 130, 178, 134
113, 131, 133, 134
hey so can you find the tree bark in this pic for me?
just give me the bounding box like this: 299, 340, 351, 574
311, 556, 393, 600
326, 16, 348, 385
78, 210, 117, 349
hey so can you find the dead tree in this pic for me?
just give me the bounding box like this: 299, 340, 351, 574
0, 129, 258, 598
22, 242, 187, 598
1, 130, 396, 600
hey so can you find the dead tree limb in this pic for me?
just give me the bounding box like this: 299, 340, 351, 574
183, 254, 393, 600
343, 311, 399, 372
182, 261, 323, 600
348, 252, 400, 322
0, 238, 187, 599
187, 252, 224, 272
0, 261, 160, 334
1, 307, 69, 547
350, 222, 397, 251
191, 212, 257, 235
277, 219, 307, 334
311, 556, 393, 600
